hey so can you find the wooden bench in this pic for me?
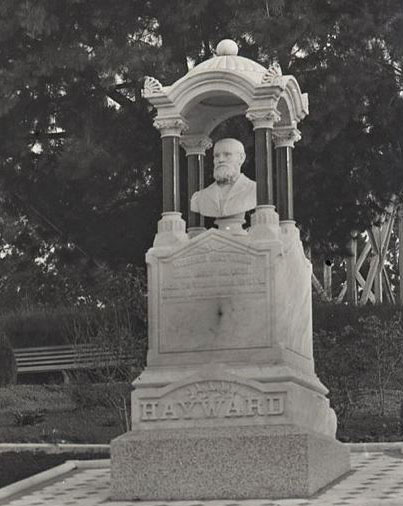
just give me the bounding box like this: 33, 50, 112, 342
14, 344, 135, 375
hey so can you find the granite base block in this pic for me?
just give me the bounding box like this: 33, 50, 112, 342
110, 425, 350, 501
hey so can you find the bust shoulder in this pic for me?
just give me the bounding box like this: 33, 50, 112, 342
238, 174, 256, 188
190, 190, 200, 212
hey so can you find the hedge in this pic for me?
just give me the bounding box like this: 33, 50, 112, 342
0, 308, 73, 348
0, 333, 16, 387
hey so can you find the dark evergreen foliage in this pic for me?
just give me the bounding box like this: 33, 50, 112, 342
0, 0, 402, 303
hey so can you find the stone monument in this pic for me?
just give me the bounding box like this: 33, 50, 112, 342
111, 39, 350, 501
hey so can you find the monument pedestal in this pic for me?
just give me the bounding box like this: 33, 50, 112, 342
113, 39, 351, 502
111, 223, 350, 500
112, 425, 349, 501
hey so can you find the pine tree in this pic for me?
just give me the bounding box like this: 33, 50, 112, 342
0, 0, 402, 304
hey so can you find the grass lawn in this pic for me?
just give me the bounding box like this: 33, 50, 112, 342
0, 384, 123, 488
0, 383, 128, 444
0, 383, 402, 488
0, 407, 123, 444
1, 385, 401, 445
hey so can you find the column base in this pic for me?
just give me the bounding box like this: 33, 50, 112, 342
111, 425, 350, 501
214, 213, 247, 235
153, 212, 188, 248
249, 205, 280, 241
280, 220, 301, 244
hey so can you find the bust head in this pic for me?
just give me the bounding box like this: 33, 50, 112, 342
213, 138, 246, 185
190, 137, 255, 219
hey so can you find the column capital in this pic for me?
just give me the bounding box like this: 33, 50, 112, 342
245, 109, 281, 130
273, 127, 301, 148
153, 117, 189, 138
180, 135, 213, 156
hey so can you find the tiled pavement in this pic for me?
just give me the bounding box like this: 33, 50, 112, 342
2, 448, 403, 506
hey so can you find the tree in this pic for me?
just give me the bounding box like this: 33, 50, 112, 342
0, 0, 402, 306
0, 0, 164, 272
228, 0, 403, 254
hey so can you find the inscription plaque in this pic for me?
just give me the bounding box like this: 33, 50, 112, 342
158, 243, 269, 353
135, 380, 285, 425
162, 251, 265, 298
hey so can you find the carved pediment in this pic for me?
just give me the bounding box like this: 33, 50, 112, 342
164, 229, 259, 263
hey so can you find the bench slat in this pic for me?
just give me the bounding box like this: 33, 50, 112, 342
14, 345, 74, 352
17, 356, 123, 362
14, 344, 135, 374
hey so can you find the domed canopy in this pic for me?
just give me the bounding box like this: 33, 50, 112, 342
185, 42, 267, 85
143, 40, 308, 137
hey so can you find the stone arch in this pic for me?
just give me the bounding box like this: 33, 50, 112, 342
167, 72, 256, 117
279, 76, 309, 125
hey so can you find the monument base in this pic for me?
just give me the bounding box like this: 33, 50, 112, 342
111, 425, 350, 501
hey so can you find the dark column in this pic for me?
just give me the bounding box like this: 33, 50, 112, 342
162, 136, 180, 212
255, 128, 274, 205
246, 111, 281, 241
273, 128, 300, 221
180, 135, 212, 232
275, 146, 293, 220
187, 154, 205, 228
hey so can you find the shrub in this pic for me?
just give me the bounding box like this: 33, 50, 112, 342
359, 314, 403, 415
0, 267, 147, 352
12, 409, 45, 426
70, 382, 132, 432
65, 304, 147, 383
313, 304, 403, 428
314, 325, 367, 428
313, 302, 402, 333
0, 333, 17, 387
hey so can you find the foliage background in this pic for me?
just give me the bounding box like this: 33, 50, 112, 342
0, 0, 402, 307
1, 1, 403, 458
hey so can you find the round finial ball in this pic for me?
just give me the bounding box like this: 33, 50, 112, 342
216, 39, 238, 56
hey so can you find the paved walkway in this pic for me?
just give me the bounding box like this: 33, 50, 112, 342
2, 447, 403, 505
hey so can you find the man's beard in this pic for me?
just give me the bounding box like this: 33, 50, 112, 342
214, 164, 240, 184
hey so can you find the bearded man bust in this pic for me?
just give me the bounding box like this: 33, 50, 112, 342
190, 138, 256, 218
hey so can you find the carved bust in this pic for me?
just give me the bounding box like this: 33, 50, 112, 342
190, 138, 256, 218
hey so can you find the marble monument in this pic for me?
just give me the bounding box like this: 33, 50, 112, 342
111, 39, 350, 501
